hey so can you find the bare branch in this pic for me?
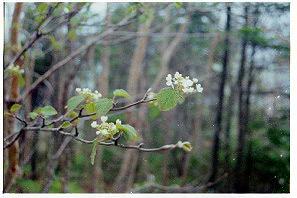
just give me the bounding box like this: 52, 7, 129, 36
5, 3, 61, 68
16, 12, 139, 103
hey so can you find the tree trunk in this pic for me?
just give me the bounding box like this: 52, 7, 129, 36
234, 5, 249, 193
244, 6, 259, 192
208, 4, 231, 183
4, 3, 23, 192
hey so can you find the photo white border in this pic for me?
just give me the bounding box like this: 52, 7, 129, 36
1, 0, 295, 197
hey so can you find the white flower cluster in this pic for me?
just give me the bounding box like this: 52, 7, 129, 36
5, 64, 24, 75
91, 116, 122, 139
75, 88, 102, 100
165, 72, 203, 94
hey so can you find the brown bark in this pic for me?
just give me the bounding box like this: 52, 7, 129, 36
4, 3, 23, 192
114, 9, 154, 192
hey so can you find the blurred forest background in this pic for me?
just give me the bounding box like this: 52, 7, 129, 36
3, 2, 289, 193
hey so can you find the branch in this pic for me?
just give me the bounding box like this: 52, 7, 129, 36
4, 90, 156, 149
15, 12, 138, 103
5, 3, 61, 69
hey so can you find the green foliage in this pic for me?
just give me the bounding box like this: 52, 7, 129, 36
67, 29, 77, 41
148, 104, 161, 121
49, 179, 61, 193
127, 2, 143, 14
17, 72, 25, 88
239, 26, 269, 47
15, 178, 41, 193
118, 124, 138, 141
85, 102, 96, 114
113, 89, 130, 99
174, 2, 184, 8
10, 103, 22, 113
49, 35, 62, 50
29, 105, 57, 119
37, 3, 48, 14
67, 95, 85, 112
60, 121, 72, 129
156, 88, 184, 111
95, 98, 113, 117
39, 105, 58, 117
29, 112, 39, 120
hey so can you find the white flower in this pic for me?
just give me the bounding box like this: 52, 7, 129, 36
193, 78, 198, 83
76, 88, 82, 93
101, 116, 108, 123
165, 74, 174, 88
183, 87, 195, 94
174, 72, 182, 79
100, 129, 109, 135
166, 74, 172, 81
96, 131, 101, 135
116, 119, 122, 125
166, 80, 173, 87
91, 121, 98, 128
111, 124, 116, 130
182, 78, 193, 87
196, 84, 203, 93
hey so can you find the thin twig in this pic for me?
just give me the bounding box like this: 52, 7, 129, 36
15, 12, 138, 103
4, 3, 61, 69
4, 88, 156, 149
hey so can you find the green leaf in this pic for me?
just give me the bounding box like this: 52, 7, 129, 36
95, 98, 113, 117
60, 121, 72, 129
49, 35, 62, 50
40, 105, 57, 117
156, 88, 180, 111
37, 3, 48, 13
90, 140, 98, 165
175, 2, 183, 8
85, 102, 96, 114
118, 124, 138, 141
67, 29, 77, 41
66, 95, 85, 112
29, 112, 39, 120
10, 104, 22, 113
17, 73, 25, 88
85, 102, 97, 120
113, 89, 131, 99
